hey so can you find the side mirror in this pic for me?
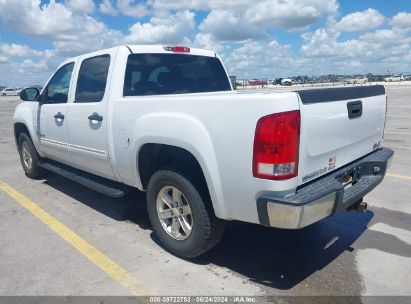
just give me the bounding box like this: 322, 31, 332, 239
20, 88, 40, 101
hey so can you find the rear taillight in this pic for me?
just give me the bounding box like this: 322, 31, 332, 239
253, 110, 300, 180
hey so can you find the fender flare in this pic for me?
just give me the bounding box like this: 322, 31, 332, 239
130, 112, 227, 219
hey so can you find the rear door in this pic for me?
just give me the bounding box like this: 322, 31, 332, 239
297, 86, 387, 185
65, 51, 116, 180
38, 62, 75, 163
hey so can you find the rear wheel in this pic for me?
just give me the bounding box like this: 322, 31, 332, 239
147, 170, 225, 258
18, 133, 44, 179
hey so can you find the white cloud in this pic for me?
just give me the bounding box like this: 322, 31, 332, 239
1, 0, 411, 85
197, 0, 338, 43
151, 0, 255, 12
65, 0, 95, 14
20, 58, 49, 72
199, 10, 265, 41
301, 28, 367, 58
193, 33, 224, 52
405, 50, 411, 63
300, 24, 411, 75
52, 29, 123, 57
100, 0, 118, 16
0, 0, 123, 57
0, 0, 125, 86
99, 0, 149, 17
390, 12, 411, 29
117, 0, 148, 18
0, 0, 105, 41
222, 40, 296, 78
0, 43, 43, 58
0, 56, 58, 86
360, 28, 408, 44
124, 10, 196, 44
334, 8, 385, 32
245, 0, 339, 30
359, 28, 411, 61
0, 0, 74, 39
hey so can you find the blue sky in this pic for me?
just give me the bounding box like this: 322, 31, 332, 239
1, 0, 411, 86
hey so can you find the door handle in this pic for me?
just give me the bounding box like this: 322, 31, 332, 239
54, 112, 65, 120
88, 113, 103, 122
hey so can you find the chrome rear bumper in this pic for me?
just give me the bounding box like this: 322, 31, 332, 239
256, 148, 394, 229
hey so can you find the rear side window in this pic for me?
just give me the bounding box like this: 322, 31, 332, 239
75, 55, 110, 103
123, 54, 231, 96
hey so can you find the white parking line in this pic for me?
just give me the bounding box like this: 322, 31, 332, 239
386, 115, 409, 118
385, 131, 411, 135
369, 223, 411, 245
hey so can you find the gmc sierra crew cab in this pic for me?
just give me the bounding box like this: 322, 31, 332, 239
14, 45, 393, 258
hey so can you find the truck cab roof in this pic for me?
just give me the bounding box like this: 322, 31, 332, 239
64, 45, 217, 66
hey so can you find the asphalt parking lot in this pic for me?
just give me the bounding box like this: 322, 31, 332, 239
0, 85, 410, 299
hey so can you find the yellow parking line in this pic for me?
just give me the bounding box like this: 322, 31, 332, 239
0, 180, 151, 296
385, 131, 411, 135
387, 173, 411, 180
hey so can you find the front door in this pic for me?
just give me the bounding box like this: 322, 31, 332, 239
66, 53, 116, 180
38, 62, 74, 163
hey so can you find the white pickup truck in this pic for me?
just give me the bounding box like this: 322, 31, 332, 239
14, 45, 393, 257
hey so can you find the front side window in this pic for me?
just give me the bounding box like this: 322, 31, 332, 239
44, 62, 74, 103
75, 55, 110, 103
123, 54, 231, 96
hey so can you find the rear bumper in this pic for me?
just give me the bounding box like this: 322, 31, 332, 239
257, 148, 394, 229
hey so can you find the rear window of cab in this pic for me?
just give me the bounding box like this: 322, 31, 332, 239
123, 54, 231, 96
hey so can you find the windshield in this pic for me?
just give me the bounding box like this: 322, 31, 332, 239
123, 53, 231, 96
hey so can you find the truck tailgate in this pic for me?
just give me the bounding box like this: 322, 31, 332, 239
296, 85, 386, 185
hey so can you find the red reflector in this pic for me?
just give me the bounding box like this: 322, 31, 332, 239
163, 46, 190, 53
253, 110, 300, 180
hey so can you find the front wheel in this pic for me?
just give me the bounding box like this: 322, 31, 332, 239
147, 170, 225, 258
18, 133, 44, 179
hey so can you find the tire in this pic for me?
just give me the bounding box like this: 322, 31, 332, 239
1, 93, 6, 96
18, 133, 44, 179
147, 170, 225, 258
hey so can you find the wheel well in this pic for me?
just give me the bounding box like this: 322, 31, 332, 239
14, 123, 31, 145
138, 144, 210, 197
